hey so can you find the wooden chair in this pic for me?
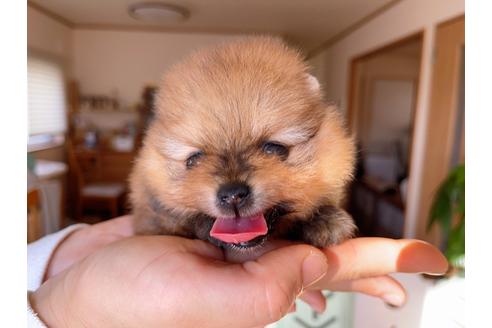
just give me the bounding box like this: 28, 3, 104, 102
27, 189, 43, 243
66, 140, 126, 221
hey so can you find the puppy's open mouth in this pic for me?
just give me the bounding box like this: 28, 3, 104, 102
210, 213, 268, 245
208, 205, 289, 249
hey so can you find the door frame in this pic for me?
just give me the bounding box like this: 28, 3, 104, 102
414, 15, 465, 244
347, 32, 424, 178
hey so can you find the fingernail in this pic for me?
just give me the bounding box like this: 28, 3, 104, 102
423, 271, 446, 277
302, 252, 328, 288
424, 263, 451, 276
382, 293, 404, 307
398, 241, 449, 275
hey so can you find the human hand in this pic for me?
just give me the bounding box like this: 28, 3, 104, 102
31, 235, 330, 327
32, 216, 447, 328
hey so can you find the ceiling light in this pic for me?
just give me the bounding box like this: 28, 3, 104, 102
129, 2, 190, 23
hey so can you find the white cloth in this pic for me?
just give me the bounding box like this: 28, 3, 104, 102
27, 224, 88, 327
27, 294, 48, 328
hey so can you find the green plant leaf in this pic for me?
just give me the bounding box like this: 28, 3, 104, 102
427, 181, 452, 236
446, 216, 465, 268
427, 164, 465, 268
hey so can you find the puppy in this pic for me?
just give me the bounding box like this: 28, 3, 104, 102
129, 36, 356, 251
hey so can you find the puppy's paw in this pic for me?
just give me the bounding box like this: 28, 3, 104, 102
298, 206, 356, 247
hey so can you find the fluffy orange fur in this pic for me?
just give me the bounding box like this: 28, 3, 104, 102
130, 36, 355, 244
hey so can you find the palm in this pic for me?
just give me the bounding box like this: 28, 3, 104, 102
70, 236, 301, 328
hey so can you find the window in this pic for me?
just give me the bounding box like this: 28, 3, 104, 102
27, 53, 67, 148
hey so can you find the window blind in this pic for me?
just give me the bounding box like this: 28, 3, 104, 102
27, 55, 67, 136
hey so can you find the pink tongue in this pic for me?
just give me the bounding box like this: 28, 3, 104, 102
210, 213, 268, 243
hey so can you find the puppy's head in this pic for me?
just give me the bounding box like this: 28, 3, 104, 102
136, 37, 355, 248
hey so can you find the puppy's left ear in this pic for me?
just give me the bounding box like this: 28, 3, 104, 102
306, 74, 321, 95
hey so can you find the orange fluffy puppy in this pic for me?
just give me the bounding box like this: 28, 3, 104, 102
130, 37, 356, 251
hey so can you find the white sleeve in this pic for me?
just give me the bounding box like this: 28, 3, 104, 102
27, 224, 89, 327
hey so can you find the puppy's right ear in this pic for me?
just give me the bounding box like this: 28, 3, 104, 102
306, 74, 321, 95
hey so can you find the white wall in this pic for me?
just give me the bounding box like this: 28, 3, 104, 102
357, 51, 420, 154
309, 0, 464, 240
368, 80, 414, 151
27, 6, 72, 71
72, 30, 244, 108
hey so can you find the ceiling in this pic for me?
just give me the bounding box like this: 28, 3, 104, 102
29, 0, 398, 53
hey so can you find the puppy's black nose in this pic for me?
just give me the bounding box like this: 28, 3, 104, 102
217, 182, 251, 210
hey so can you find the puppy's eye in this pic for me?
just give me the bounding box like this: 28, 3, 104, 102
186, 151, 204, 169
262, 142, 289, 159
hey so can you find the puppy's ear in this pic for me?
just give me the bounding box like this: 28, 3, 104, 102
306, 74, 320, 94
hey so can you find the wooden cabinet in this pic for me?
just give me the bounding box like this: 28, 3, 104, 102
98, 151, 135, 183
27, 189, 42, 243
348, 178, 405, 239
71, 146, 136, 184
67, 144, 136, 220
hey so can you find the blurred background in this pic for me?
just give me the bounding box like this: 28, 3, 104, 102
27, 0, 465, 327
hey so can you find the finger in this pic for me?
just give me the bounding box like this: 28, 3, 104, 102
299, 290, 326, 313
223, 244, 328, 327
324, 275, 406, 307
311, 238, 448, 289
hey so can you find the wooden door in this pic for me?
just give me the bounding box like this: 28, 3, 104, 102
415, 16, 465, 243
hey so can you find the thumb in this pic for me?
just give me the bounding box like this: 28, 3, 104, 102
237, 244, 328, 326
